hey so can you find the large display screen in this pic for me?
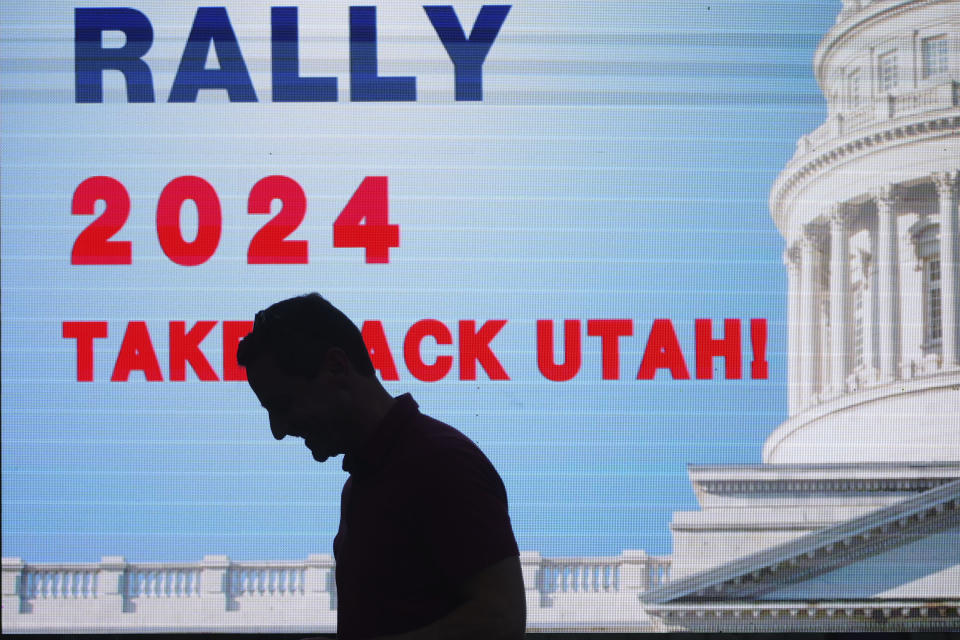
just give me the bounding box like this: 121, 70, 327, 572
1, 0, 864, 632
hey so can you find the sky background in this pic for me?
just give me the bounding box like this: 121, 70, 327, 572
2, 0, 839, 563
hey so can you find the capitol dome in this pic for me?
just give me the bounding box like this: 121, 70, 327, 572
765, 0, 960, 463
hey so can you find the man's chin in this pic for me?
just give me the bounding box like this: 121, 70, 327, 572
307, 443, 334, 462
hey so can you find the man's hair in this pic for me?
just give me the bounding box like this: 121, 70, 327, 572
237, 293, 375, 378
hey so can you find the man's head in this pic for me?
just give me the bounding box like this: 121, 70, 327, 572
237, 293, 385, 462
238, 293, 375, 379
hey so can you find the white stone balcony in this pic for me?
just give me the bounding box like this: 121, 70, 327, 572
2, 550, 671, 633
795, 81, 959, 160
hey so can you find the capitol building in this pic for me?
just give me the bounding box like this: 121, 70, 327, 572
644, 0, 960, 631
3, 0, 959, 633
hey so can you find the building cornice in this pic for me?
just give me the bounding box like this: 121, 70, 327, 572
644, 478, 960, 605
647, 599, 960, 631
687, 461, 960, 499
770, 113, 960, 235
694, 476, 953, 497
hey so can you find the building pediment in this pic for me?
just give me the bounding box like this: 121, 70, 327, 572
643, 479, 960, 630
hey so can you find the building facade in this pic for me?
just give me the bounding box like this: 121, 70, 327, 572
644, 0, 960, 631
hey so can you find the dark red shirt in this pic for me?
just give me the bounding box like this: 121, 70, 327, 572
333, 394, 519, 640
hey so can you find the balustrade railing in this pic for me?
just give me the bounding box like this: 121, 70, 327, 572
228, 562, 306, 598
793, 81, 958, 160
126, 564, 202, 599
538, 554, 670, 594
21, 565, 99, 600
541, 557, 621, 594
3, 551, 670, 632
891, 82, 956, 118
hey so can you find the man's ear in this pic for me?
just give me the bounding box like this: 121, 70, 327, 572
323, 347, 354, 377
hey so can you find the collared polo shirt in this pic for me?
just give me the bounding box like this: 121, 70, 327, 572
333, 393, 519, 639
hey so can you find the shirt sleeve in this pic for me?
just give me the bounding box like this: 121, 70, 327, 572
412, 437, 520, 588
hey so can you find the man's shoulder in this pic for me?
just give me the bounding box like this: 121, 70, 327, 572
406, 409, 490, 464
394, 407, 505, 492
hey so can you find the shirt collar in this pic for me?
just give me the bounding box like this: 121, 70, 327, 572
342, 393, 419, 476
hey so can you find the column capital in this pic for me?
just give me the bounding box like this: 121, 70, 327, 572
873, 183, 900, 209
931, 170, 960, 197
798, 223, 825, 249
827, 202, 849, 228
783, 243, 801, 271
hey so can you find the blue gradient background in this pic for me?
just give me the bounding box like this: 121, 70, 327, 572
2, 1, 838, 562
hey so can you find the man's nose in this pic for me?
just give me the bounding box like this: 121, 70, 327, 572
269, 413, 287, 440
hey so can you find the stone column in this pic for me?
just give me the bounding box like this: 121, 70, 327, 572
820, 299, 832, 388
784, 244, 801, 414
855, 249, 878, 382
828, 204, 851, 395
875, 185, 901, 381
798, 227, 821, 407
933, 171, 959, 367
867, 226, 880, 377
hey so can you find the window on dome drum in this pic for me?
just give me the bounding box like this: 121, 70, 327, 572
847, 68, 861, 108
878, 50, 898, 92
921, 35, 949, 79
925, 257, 942, 343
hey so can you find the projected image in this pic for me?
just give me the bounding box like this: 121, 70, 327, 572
2, 0, 958, 634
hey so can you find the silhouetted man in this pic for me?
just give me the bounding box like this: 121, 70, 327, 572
237, 293, 525, 640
